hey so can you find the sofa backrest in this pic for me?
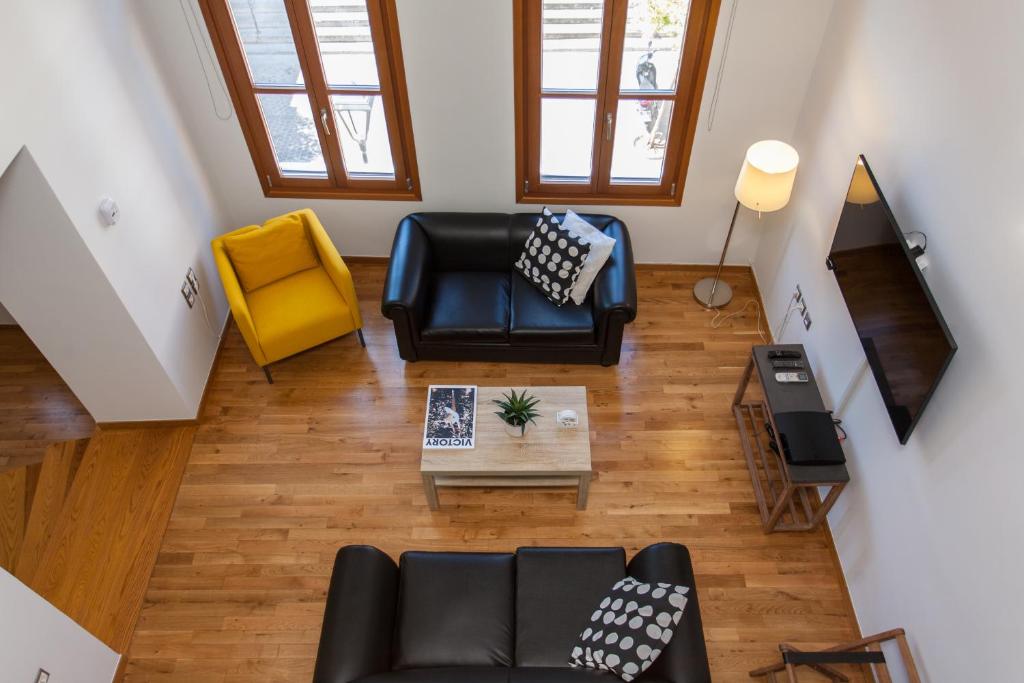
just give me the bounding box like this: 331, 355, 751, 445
409, 213, 510, 272
393, 550, 516, 669
407, 213, 621, 274
384, 543, 709, 683
515, 546, 627, 667
508, 213, 621, 273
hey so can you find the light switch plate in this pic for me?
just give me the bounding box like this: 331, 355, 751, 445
36, 670, 50, 683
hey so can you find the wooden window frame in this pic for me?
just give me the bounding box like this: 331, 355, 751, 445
199, 0, 421, 201
513, 0, 721, 207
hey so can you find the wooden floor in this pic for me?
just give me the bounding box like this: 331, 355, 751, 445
22, 427, 196, 652
0, 326, 94, 471
121, 262, 863, 682
0, 426, 195, 654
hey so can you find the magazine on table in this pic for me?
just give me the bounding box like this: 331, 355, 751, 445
422, 385, 477, 449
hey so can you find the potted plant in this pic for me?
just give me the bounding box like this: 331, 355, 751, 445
493, 389, 541, 438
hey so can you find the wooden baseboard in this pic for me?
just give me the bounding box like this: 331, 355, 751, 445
96, 314, 231, 430
821, 511, 863, 639
343, 255, 389, 265
636, 262, 754, 272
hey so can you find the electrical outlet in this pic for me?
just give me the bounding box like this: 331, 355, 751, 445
186, 267, 199, 295
803, 312, 812, 330
36, 669, 50, 683
181, 281, 195, 308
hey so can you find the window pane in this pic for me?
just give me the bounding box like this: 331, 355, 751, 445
619, 0, 690, 93
330, 95, 395, 177
542, 0, 606, 91
256, 93, 327, 176
540, 98, 596, 181
610, 99, 674, 182
309, 0, 381, 88
228, 0, 304, 86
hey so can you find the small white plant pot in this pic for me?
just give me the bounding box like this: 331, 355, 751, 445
504, 421, 530, 438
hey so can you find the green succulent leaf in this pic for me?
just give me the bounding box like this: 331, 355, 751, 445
492, 389, 542, 427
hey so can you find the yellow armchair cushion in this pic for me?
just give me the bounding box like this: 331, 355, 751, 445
222, 213, 319, 292
246, 267, 356, 363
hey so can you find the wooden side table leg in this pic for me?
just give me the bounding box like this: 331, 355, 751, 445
765, 484, 794, 532
809, 482, 846, 527
422, 473, 440, 510
577, 473, 591, 510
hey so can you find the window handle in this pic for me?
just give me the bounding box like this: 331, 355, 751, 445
605, 112, 614, 141
321, 107, 331, 135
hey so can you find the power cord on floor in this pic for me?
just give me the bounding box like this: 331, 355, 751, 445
710, 299, 767, 343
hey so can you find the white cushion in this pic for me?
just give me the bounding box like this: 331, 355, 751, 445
562, 210, 617, 305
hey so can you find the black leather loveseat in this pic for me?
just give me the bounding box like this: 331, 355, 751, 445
381, 213, 638, 366
312, 543, 711, 683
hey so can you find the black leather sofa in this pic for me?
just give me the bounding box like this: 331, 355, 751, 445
312, 543, 711, 683
381, 213, 638, 366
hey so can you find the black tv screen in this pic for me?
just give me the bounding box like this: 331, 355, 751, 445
826, 156, 957, 444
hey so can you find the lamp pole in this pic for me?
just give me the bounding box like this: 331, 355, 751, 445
694, 200, 741, 309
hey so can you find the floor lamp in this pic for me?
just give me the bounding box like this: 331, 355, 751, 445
694, 140, 800, 308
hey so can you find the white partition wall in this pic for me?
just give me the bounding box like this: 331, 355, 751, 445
0, 569, 120, 683
0, 149, 191, 422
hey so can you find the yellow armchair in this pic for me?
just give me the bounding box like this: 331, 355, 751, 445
211, 209, 363, 382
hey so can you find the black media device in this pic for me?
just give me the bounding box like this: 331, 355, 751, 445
768, 350, 801, 360
769, 412, 847, 466
826, 156, 957, 444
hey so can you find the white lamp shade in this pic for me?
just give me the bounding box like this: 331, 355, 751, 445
734, 140, 800, 212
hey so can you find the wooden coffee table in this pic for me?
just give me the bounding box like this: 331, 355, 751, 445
420, 386, 592, 510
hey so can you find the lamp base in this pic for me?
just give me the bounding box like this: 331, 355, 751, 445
693, 277, 733, 309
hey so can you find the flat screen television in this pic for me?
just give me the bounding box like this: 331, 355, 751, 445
826, 155, 957, 444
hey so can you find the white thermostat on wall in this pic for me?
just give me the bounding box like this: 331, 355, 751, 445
98, 196, 120, 226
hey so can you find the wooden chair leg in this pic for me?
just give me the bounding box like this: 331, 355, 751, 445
263, 366, 273, 384
356, 328, 366, 347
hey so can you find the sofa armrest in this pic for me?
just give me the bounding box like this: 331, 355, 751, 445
211, 231, 267, 366
592, 220, 637, 324
627, 543, 711, 683
381, 216, 431, 327
304, 209, 363, 329
313, 546, 399, 683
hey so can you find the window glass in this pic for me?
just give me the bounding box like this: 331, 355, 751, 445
310, 0, 382, 88
609, 99, 674, 182
540, 99, 597, 180
257, 93, 327, 176
618, 0, 690, 93
541, 0, 606, 91
228, 0, 305, 86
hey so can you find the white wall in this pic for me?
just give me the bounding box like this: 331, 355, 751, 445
0, 302, 14, 325
137, 0, 832, 265
0, 149, 191, 421
754, 1, 1024, 679
0, 0, 230, 420
0, 569, 119, 683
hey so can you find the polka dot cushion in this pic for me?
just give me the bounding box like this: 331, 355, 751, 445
567, 576, 690, 681
514, 207, 591, 306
